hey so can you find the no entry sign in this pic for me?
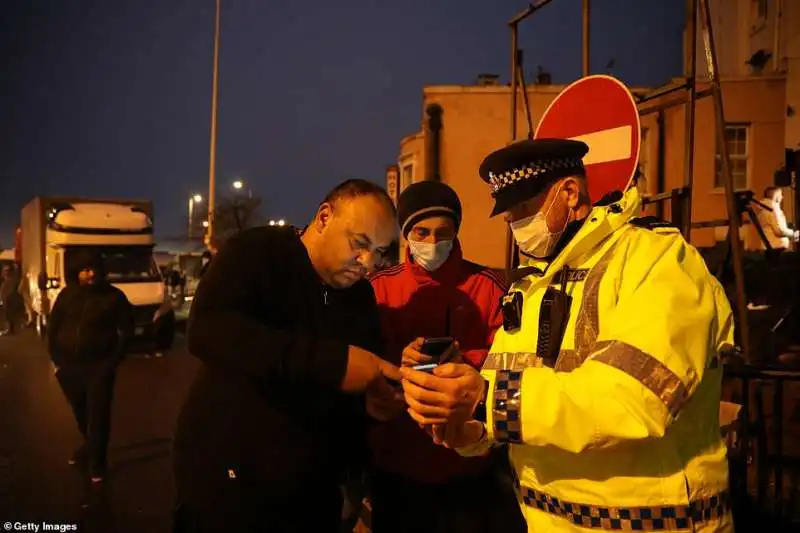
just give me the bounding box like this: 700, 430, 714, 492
535, 75, 641, 204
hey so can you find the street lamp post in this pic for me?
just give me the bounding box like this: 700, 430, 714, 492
206, 0, 222, 250
188, 194, 203, 239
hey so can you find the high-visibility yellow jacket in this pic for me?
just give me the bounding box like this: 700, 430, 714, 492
459, 188, 734, 532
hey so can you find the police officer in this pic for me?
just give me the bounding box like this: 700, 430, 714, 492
399, 139, 735, 532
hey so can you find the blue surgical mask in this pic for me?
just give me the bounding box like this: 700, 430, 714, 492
407, 239, 453, 271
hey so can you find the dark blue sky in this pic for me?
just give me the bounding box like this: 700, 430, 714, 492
0, 0, 684, 246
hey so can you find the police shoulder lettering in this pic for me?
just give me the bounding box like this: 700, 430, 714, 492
628, 216, 680, 233
551, 268, 588, 283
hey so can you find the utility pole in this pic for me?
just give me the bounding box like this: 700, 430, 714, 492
582, 0, 591, 76
205, 0, 221, 250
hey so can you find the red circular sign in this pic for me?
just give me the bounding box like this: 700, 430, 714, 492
535, 75, 641, 204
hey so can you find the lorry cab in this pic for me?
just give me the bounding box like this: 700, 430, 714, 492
22, 199, 174, 350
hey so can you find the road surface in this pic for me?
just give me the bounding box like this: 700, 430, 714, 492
3, 326, 798, 532
0, 329, 199, 533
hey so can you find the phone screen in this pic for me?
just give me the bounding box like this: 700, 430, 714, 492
419, 337, 454, 360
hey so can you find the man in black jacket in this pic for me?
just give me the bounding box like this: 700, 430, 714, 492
48, 248, 134, 483
173, 179, 404, 533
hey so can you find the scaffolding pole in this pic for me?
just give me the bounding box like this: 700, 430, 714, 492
682, 0, 698, 238
582, 0, 590, 77
506, 26, 520, 276
504, 0, 556, 277
698, 0, 751, 360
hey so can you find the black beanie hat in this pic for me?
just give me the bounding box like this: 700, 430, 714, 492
66, 248, 105, 283
397, 181, 462, 238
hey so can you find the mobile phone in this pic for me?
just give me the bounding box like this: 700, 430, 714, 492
411, 363, 439, 373
419, 337, 454, 361
412, 337, 455, 373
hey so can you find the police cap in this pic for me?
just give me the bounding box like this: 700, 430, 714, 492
479, 138, 589, 216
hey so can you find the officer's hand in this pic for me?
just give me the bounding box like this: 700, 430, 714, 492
399, 362, 484, 425
341, 346, 401, 393
429, 420, 486, 449
365, 376, 405, 422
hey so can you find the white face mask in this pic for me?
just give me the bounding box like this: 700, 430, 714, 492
510, 187, 570, 259
407, 239, 453, 271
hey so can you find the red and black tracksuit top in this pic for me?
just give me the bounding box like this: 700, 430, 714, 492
369, 239, 507, 484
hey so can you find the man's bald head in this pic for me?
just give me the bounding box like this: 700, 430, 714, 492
304, 179, 399, 288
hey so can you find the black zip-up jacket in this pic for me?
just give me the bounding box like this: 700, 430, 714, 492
173, 226, 383, 509
47, 281, 134, 367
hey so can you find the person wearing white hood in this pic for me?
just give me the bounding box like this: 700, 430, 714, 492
368, 180, 523, 533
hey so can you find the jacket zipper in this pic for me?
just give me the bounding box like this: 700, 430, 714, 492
74, 299, 89, 358
323, 288, 328, 306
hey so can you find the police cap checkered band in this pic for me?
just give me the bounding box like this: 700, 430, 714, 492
479, 138, 589, 217
487, 156, 585, 194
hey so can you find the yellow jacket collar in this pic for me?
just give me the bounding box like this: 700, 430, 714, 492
520, 187, 642, 274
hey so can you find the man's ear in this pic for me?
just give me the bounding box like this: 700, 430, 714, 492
563, 177, 583, 209
315, 202, 333, 232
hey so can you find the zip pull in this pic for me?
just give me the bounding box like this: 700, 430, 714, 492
323, 289, 328, 306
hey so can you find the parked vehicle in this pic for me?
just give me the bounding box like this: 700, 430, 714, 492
19, 197, 175, 349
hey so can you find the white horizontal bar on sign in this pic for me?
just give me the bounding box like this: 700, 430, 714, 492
569, 125, 632, 165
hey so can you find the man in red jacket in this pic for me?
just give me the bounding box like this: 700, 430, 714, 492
368, 181, 525, 533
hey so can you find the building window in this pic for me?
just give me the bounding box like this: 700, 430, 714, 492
714, 125, 749, 190
757, 0, 768, 20
400, 162, 414, 190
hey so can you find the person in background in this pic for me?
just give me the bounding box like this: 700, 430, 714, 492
48, 249, 134, 483
1, 264, 23, 336
747, 186, 799, 310
400, 139, 735, 533
198, 251, 213, 278
17, 267, 34, 328
172, 179, 405, 533
368, 181, 523, 533
169, 268, 182, 298
757, 186, 798, 251
178, 269, 187, 301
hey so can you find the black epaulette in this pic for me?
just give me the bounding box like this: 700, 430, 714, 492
508, 266, 543, 285
629, 216, 678, 231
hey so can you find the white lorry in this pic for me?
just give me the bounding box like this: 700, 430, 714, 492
20, 197, 175, 349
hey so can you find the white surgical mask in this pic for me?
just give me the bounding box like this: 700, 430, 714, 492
510, 188, 570, 259
407, 239, 453, 271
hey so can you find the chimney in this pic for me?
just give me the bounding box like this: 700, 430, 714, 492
476, 73, 500, 86
535, 66, 552, 85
